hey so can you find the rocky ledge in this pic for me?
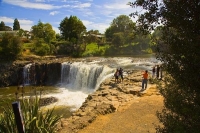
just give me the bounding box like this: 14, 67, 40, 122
58, 70, 160, 133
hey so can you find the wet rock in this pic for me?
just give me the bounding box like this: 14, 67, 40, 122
40, 96, 58, 106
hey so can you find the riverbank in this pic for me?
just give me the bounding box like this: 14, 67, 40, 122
57, 70, 163, 133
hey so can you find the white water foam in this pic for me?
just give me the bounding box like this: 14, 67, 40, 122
41, 88, 89, 111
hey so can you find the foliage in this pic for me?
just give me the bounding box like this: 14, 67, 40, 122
129, 0, 200, 132
0, 96, 61, 133
59, 16, 86, 42
105, 15, 136, 47
13, 19, 20, 31
82, 43, 108, 57
59, 16, 86, 57
150, 26, 163, 52
132, 33, 151, 51
33, 38, 50, 56
0, 21, 6, 31
111, 32, 124, 48
84, 30, 103, 44
31, 21, 56, 54
0, 33, 22, 60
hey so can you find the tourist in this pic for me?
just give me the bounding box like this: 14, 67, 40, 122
156, 65, 160, 79
119, 68, 123, 83
152, 66, 156, 78
160, 64, 163, 80
114, 69, 119, 83
141, 70, 148, 91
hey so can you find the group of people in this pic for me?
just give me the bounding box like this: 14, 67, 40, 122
152, 65, 162, 79
141, 64, 163, 91
113, 64, 162, 92
114, 68, 123, 83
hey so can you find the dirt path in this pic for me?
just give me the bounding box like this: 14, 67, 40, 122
78, 92, 164, 133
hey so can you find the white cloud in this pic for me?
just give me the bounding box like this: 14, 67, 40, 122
70, 2, 91, 9
0, 16, 13, 23
2, 0, 61, 10
50, 11, 59, 16
35, 0, 45, 2
2, 0, 91, 10
20, 24, 32, 31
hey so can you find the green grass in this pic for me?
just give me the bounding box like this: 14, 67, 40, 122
82, 43, 109, 57
23, 43, 34, 49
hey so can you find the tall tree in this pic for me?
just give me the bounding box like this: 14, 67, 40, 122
0, 21, 5, 31
105, 15, 135, 46
129, 0, 200, 132
13, 18, 20, 30
59, 16, 86, 43
31, 21, 56, 54
31, 21, 56, 44
0, 33, 22, 60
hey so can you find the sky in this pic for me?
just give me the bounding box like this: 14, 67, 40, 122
0, 0, 137, 34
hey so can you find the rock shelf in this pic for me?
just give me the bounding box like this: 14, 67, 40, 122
58, 70, 160, 133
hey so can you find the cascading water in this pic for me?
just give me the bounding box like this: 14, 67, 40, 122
43, 61, 114, 110
39, 57, 161, 111
23, 63, 32, 85
61, 62, 114, 92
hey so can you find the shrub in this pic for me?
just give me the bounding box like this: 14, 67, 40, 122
0, 96, 62, 133
33, 39, 50, 56
0, 33, 22, 60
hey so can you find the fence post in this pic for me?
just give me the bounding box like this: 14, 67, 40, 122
12, 101, 25, 133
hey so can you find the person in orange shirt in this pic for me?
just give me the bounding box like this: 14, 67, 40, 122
141, 70, 148, 91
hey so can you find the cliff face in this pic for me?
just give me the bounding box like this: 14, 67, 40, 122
0, 59, 66, 87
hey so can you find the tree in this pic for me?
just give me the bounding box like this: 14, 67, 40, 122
129, 0, 200, 132
105, 15, 136, 47
13, 18, 20, 30
112, 32, 124, 48
59, 16, 86, 43
0, 21, 5, 31
59, 16, 86, 57
0, 33, 22, 60
31, 21, 56, 54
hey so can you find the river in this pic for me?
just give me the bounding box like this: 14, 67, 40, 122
0, 56, 161, 117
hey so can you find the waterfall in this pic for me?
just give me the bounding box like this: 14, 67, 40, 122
23, 63, 32, 85
61, 62, 113, 91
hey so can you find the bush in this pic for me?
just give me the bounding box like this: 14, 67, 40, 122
82, 43, 108, 57
34, 43, 50, 56
33, 39, 50, 56
0, 33, 22, 60
0, 96, 62, 133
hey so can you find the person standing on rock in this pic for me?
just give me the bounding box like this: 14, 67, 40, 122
141, 70, 148, 91
156, 65, 160, 79
152, 66, 156, 78
114, 69, 119, 83
119, 68, 123, 83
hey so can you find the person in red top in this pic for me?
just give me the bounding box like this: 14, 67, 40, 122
141, 70, 148, 91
